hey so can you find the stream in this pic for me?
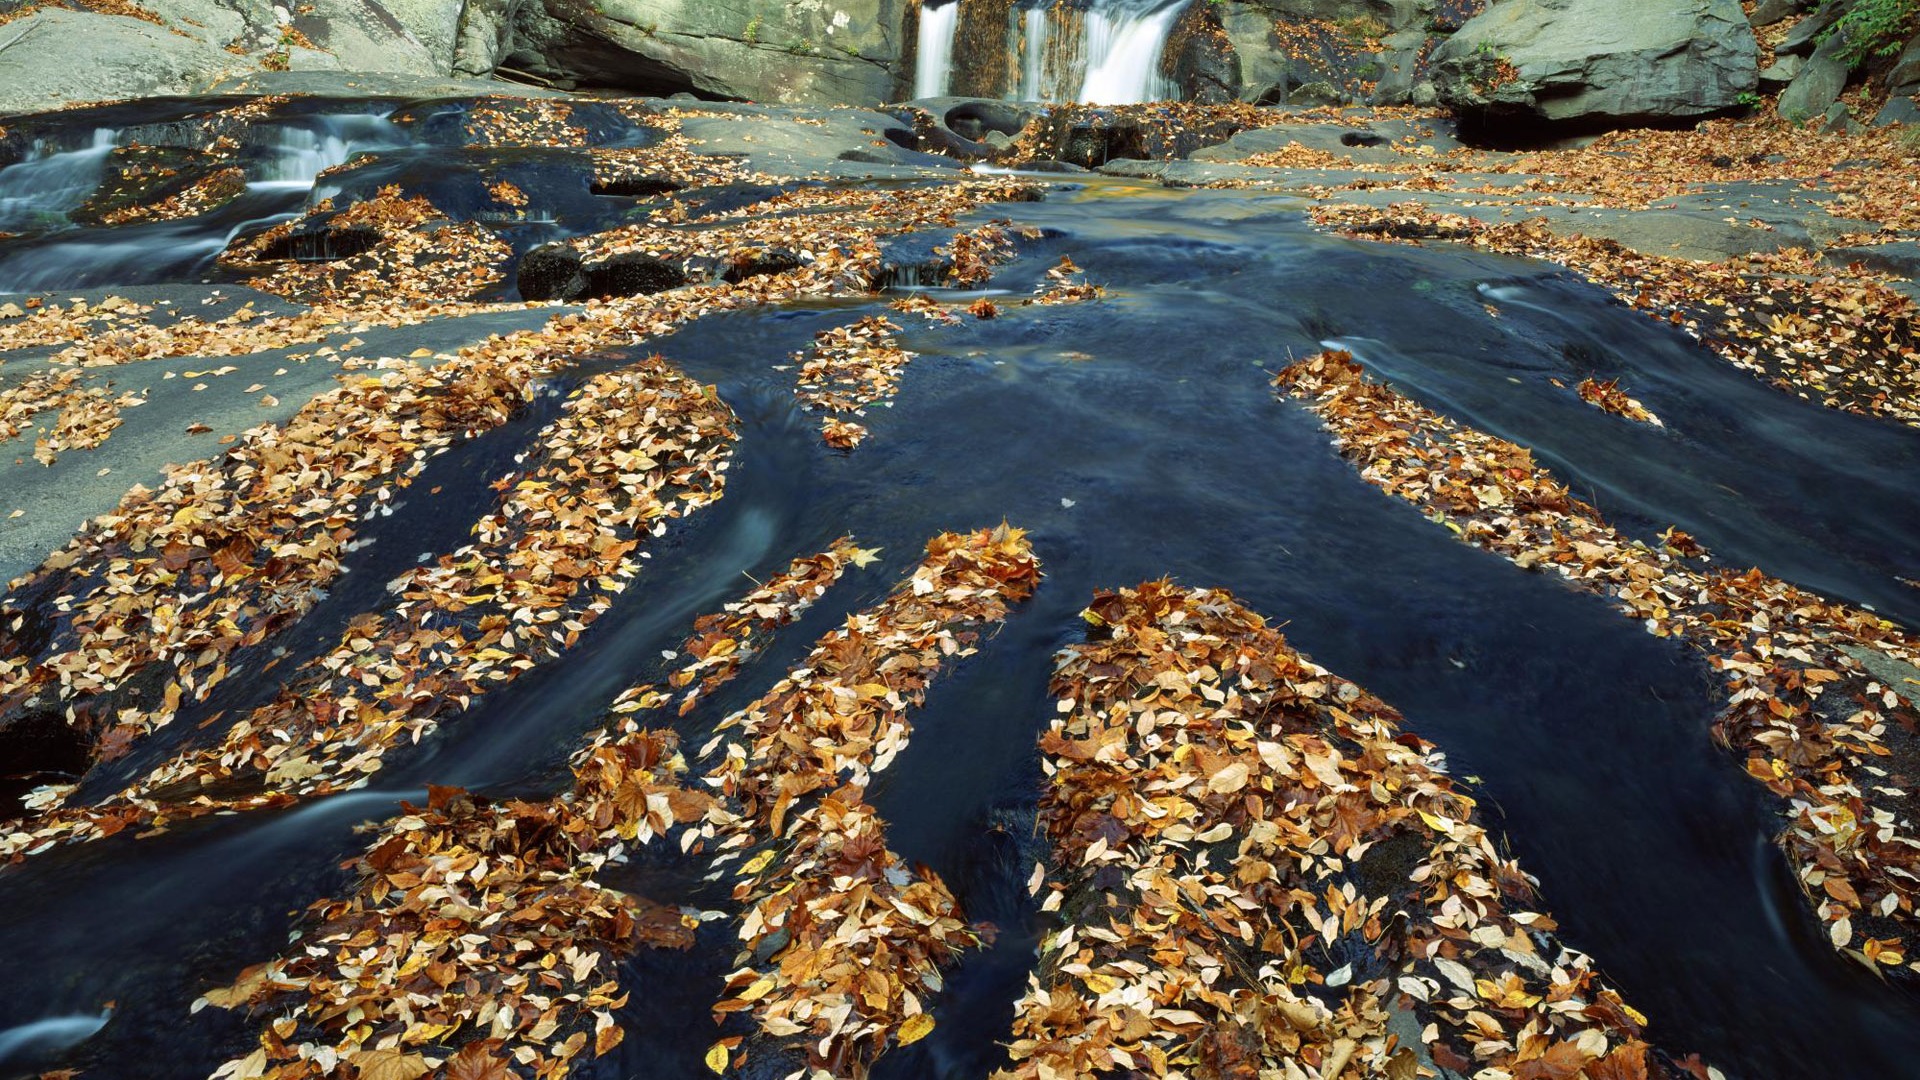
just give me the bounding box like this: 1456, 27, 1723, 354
0, 101, 1917, 1080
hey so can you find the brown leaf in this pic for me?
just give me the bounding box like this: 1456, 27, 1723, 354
444, 1042, 512, 1080
352, 1049, 430, 1080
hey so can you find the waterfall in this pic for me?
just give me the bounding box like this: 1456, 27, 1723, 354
915, 0, 961, 98
915, 0, 1186, 105
0, 129, 120, 232
1077, 0, 1185, 104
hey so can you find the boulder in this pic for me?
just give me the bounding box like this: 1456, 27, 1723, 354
500, 0, 909, 104
1430, 0, 1760, 130
1748, 0, 1804, 25
1777, 3, 1845, 57
0, 9, 253, 115
1757, 54, 1804, 87
1777, 28, 1852, 124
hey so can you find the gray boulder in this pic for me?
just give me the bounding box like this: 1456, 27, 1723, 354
1880, 33, 1920, 124
501, 0, 908, 104
1748, 0, 1805, 26
0, 9, 254, 115
1430, 0, 1760, 128
1777, 28, 1852, 123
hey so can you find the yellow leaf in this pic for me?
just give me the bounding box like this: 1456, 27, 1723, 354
738, 977, 776, 1002
705, 1042, 729, 1073
740, 849, 776, 875
898, 1014, 936, 1046
848, 546, 883, 568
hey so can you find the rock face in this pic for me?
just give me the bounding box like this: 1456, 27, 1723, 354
1430, 0, 1759, 129
1165, 0, 1242, 104
0, 9, 253, 115
500, 0, 909, 102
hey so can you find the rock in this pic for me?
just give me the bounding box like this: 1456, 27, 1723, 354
204, 69, 569, 97
1830, 241, 1920, 280
287, 0, 441, 75
1165, 1, 1241, 105
502, 0, 908, 104
452, 0, 519, 75
1778, 29, 1852, 124
1748, 0, 1803, 25
516, 242, 588, 301
1758, 54, 1804, 87
947, 0, 1016, 99
1878, 95, 1920, 126
1890, 34, 1920, 92
1818, 101, 1860, 134
1430, 0, 1760, 130
1777, 2, 1845, 56
0, 9, 253, 115
584, 251, 685, 297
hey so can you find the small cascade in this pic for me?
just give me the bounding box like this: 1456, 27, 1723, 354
915, 1, 962, 98
254, 113, 403, 190
0, 128, 120, 232
915, 0, 1187, 104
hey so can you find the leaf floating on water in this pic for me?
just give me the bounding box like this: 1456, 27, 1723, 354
898, 1014, 936, 1045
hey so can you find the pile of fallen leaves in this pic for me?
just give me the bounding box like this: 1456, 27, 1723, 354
1574, 378, 1664, 428
97, 166, 246, 226
1488, 117, 1920, 233
704, 524, 1042, 1077
999, 581, 1695, 1080
459, 99, 589, 149
221, 186, 511, 305
0, 367, 141, 466
2, 356, 736, 859
1028, 255, 1105, 306
790, 316, 913, 450
1276, 350, 1920, 978
1, 98, 1057, 855
567, 179, 1042, 293
1311, 203, 1920, 428
203, 541, 864, 1080
0, 348, 542, 787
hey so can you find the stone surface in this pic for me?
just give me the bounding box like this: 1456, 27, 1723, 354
1758, 54, 1804, 87
288, 0, 445, 75
1778, 29, 1852, 124
1748, 0, 1802, 24
501, 0, 909, 103
0, 9, 254, 115
1430, 0, 1760, 129
1167, 1, 1243, 105
1831, 241, 1920, 280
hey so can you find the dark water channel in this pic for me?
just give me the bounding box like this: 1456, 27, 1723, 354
0, 119, 1917, 1079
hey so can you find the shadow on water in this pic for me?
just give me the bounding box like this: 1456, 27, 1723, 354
2, 177, 1919, 1079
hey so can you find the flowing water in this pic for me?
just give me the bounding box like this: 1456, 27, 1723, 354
0, 110, 401, 292
917, 0, 964, 99
917, 0, 1186, 103
0, 102, 1918, 1080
